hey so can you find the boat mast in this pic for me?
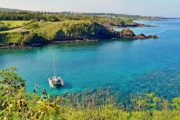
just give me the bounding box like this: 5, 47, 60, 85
53, 63, 56, 76
53, 52, 56, 77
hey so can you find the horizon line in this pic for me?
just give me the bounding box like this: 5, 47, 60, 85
0, 7, 169, 18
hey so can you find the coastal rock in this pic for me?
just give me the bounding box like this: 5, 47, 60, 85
120, 29, 135, 38
134, 34, 158, 39
119, 29, 158, 40
148, 35, 158, 39
133, 33, 147, 39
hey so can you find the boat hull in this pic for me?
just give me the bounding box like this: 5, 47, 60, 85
48, 76, 64, 88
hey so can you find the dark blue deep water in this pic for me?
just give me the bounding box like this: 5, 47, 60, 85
0, 19, 180, 99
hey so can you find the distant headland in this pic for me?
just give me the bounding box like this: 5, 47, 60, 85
0, 7, 159, 49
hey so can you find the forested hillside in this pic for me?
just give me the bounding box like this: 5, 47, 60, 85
0, 7, 154, 26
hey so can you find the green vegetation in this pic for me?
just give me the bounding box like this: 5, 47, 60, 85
27, 20, 115, 40
0, 20, 117, 47
0, 8, 158, 48
0, 9, 135, 26
0, 67, 179, 120
0, 32, 43, 46
0, 21, 30, 29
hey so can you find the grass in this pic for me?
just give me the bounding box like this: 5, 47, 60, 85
0, 27, 29, 33
26, 20, 94, 40
0, 20, 30, 29
0, 20, 30, 34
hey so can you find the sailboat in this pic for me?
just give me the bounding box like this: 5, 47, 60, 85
48, 76, 64, 88
48, 63, 64, 88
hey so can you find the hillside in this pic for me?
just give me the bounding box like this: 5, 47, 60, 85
0, 20, 158, 48
0, 8, 158, 48
0, 20, 117, 47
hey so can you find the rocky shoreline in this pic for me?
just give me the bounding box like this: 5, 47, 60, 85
119, 23, 154, 28
119, 29, 158, 39
106, 23, 154, 29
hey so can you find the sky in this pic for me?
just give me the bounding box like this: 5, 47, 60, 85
0, 0, 180, 17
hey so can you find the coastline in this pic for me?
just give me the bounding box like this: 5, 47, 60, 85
0, 20, 159, 50
0, 39, 99, 49
0, 35, 158, 49
106, 22, 155, 28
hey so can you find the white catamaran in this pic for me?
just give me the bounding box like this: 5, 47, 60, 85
48, 76, 64, 88
48, 62, 64, 88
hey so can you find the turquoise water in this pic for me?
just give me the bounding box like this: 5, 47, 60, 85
0, 19, 180, 99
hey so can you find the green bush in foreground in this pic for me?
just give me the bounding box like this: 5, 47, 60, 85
0, 67, 180, 120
